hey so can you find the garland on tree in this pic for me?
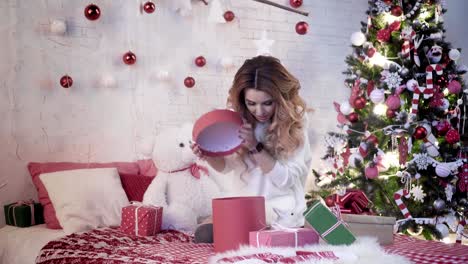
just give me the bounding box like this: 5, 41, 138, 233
311, 0, 468, 242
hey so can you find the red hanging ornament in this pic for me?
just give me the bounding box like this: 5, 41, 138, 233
353, 96, 366, 110
194, 56, 206, 67
365, 165, 379, 179
413, 126, 427, 140
445, 129, 460, 144
295, 21, 309, 35
84, 4, 101, 21
60, 75, 73, 88
366, 134, 379, 146
143, 2, 156, 14
184, 76, 195, 88
289, 0, 303, 8
391, 6, 403, 16
435, 120, 451, 136
386, 108, 396, 119
348, 112, 359, 123
366, 47, 376, 58
123, 51, 137, 65
386, 94, 401, 110
376, 29, 391, 43
223, 11, 235, 22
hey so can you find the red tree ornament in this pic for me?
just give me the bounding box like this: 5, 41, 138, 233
366, 47, 376, 58
386, 94, 401, 110
445, 129, 460, 144
184, 76, 195, 88
60, 75, 73, 88
84, 4, 101, 21
223, 11, 235, 22
435, 120, 451, 136
348, 112, 359, 123
143, 2, 156, 14
123, 51, 137, 65
295, 21, 309, 35
365, 165, 379, 179
354, 96, 366, 109
366, 134, 379, 146
195, 56, 206, 67
413, 126, 427, 140
386, 108, 396, 119
391, 5, 403, 16
289, 0, 303, 8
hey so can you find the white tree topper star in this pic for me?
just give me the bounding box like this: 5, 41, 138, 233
254, 30, 275, 56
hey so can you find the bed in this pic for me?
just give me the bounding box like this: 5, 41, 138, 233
1, 224, 468, 264
3, 162, 467, 263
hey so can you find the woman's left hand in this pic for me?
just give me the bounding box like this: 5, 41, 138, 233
239, 122, 257, 150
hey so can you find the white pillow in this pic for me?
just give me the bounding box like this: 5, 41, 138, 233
40, 167, 130, 234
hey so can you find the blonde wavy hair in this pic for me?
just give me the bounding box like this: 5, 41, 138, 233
227, 56, 307, 159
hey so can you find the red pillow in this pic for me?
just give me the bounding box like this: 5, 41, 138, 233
27, 161, 140, 229
119, 173, 154, 202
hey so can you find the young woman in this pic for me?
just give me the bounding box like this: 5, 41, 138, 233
191, 55, 312, 242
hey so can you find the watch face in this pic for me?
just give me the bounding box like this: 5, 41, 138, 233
256, 142, 264, 152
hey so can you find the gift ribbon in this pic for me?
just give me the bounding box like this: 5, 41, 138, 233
130, 201, 160, 236
8, 199, 35, 226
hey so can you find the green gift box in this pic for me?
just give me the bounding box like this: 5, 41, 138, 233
303, 200, 356, 245
4, 201, 44, 227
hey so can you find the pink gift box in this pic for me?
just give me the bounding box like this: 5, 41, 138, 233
249, 228, 319, 248
120, 204, 162, 236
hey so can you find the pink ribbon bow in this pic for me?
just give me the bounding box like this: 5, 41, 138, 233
167, 163, 209, 179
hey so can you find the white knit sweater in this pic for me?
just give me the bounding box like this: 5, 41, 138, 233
221, 116, 312, 227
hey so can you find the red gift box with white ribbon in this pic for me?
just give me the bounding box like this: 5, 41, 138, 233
120, 203, 163, 236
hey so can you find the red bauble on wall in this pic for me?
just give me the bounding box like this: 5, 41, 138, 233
295, 21, 308, 35
413, 126, 427, 140
354, 96, 367, 109
143, 1, 156, 14
123, 51, 137, 65
84, 4, 101, 21
60, 75, 73, 88
223, 11, 235, 22
184, 76, 195, 88
325, 196, 335, 207
289, 0, 303, 8
195, 56, 206, 67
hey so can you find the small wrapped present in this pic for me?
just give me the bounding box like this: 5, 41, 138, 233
4, 200, 44, 227
120, 203, 162, 236
329, 189, 372, 215
341, 214, 396, 245
249, 228, 319, 248
304, 200, 356, 245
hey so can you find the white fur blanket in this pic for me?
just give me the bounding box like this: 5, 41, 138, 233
209, 237, 411, 264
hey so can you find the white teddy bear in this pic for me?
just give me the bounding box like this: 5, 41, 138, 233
143, 123, 223, 231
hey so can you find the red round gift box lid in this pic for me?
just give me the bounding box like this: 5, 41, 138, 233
192, 109, 243, 157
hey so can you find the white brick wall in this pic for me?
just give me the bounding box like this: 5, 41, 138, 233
0, 0, 467, 227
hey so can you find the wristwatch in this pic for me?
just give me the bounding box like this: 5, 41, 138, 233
248, 142, 264, 155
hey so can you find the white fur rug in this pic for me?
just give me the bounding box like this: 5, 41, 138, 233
209, 237, 411, 264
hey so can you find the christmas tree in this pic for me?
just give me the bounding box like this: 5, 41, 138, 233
313, 0, 467, 241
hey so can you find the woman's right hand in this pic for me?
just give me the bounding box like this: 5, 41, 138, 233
190, 142, 205, 160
